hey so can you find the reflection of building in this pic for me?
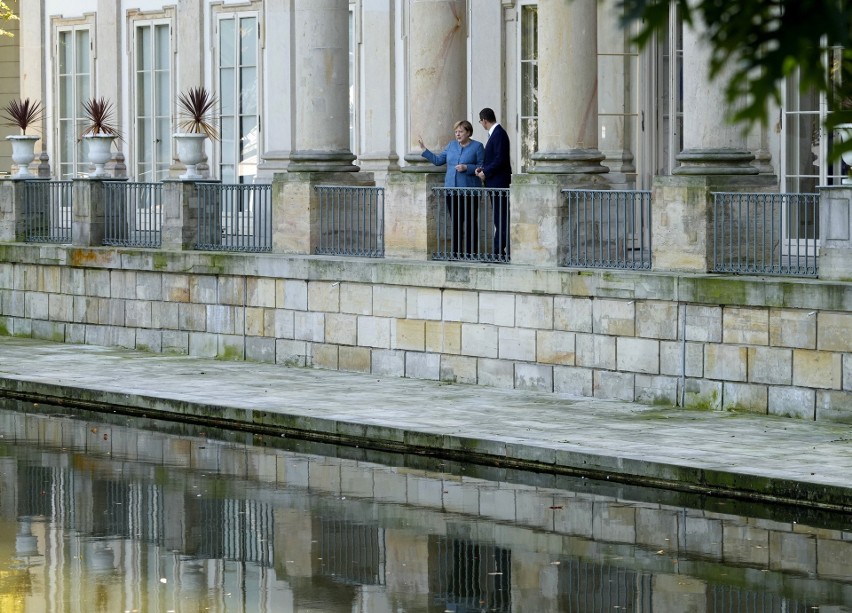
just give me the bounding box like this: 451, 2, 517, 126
0, 408, 847, 611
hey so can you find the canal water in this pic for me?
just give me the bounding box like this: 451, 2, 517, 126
0, 398, 850, 612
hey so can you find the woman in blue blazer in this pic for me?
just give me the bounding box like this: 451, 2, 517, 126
419, 120, 485, 258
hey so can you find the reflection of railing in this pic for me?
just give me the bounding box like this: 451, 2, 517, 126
315, 185, 385, 257
564, 189, 652, 270
319, 518, 385, 586
560, 559, 651, 612
23, 180, 73, 244
708, 584, 818, 612
195, 183, 272, 252
712, 192, 818, 277
431, 537, 511, 612
103, 182, 163, 248
184, 497, 274, 566
432, 187, 511, 263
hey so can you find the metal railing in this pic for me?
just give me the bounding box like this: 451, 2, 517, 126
564, 189, 652, 269
315, 185, 385, 257
103, 182, 163, 248
23, 180, 73, 243
432, 187, 511, 263
195, 183, 272, 252
711, 192, 818, 277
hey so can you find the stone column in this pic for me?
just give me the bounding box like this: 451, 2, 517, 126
515, 0, 608, 267
19, 1, 49, 175
289, 0, 357, 172
404, 0, 467, 170
531, 0, 607, 174
597, 0, 636, 187
358, 0, 400, 182
256, 0, 295, 180
97, 0, 126, 177
673, 17, 757, 175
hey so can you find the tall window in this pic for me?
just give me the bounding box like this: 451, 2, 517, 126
135, 23, 171, 182
218, 15, 259, 184
658, 7, 683, 177
57, 27, 91, 178
518, 4, 538, 173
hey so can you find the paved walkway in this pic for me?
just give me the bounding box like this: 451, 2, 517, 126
0, 337, 850, 510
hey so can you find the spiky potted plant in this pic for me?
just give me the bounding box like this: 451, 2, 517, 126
174, 86, 219, 180
1, 98, 44, 179
80, 97, 121, 178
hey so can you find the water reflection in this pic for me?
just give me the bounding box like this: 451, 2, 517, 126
0, 400, 850, 612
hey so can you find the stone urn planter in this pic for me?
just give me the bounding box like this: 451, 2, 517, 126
7, 135, 39, 179
83, 134, 118, 178
173, 133, 208, 180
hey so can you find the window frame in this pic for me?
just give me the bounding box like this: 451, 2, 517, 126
53, 22, 94, 179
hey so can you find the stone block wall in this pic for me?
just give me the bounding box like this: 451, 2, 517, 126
0, 245, 850, 421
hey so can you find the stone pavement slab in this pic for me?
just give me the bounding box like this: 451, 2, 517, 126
0, 336, 850, 510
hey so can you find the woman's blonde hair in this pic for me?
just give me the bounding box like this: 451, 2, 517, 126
454, 120, 473, 136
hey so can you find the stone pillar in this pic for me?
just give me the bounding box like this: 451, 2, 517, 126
289, 0, 357, 172
651, 175, 775, 273
515, 0, 608, 267
160, 181, 214, 251
273, 171, 376, 254
72, 179, 107, 247
358, 0, 400, 183
383, 172, 440, 259
256, 1, 295, 180
597, 0, 636, 187
819, 186, 852, 280
0, 179, 26, 241
20, 1, 49, 174
673, 17, 757, 175
404, 0, 467, 171
531, 0, 607, 174
171, 0, 204, 178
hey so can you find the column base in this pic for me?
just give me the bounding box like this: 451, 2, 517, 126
530, 149, 609, 174
288, 150, 359, 172
673, 149, 758, 175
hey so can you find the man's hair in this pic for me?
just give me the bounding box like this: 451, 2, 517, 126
479, 107, 496, 123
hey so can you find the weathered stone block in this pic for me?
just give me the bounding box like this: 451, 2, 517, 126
723, 307, 769, 345
478, 358, 514, 388
659, 340, 703, 377
372, 349, 405, 377
817, 311, 852, 352
357, 315, 391, 348
308, 280, 341, 312
162, 330, 189, 354
793, 349, 842, 389
769, 308, 816, 349
575, 333, 616, 370
124, 300, 153, 329
536, 330, 576, 365
406, 287, 442, 320
179, 303, 206, 332
439, 354, 477, 384
109, 270, 137, 299
704, 344, 748, 381
135, 328, 163, 353
309, 343, 339, 369
554, 296, 593, 332
188, 332, 218, 358
723, 524, 769, 566
723, 382, 768, 413
340, 282, 373, 315
218, 276, 244, 306
189, 275, 217, 303
373, 285, 407, 317
405, 352, 440, 380
636, 508, 679, 549
747, 346, 792, 385
276, 339, 308, 366
246, 277, 276, 308
294, 311, 325, 342
279, 279, 308, 310
163, 274, 190, 302
515, 294, 553, 329
273, 309, 295, 339
594, 370, 634, 401
815, 390, 852, 423
498, 327, 536, 361
48, 294, 74, 322
683, 378, 722, 410
244, 307, 266, 337
136, 271, 163, 301
636, 300, 679, 340
461, 323, 498, 358
443, 289, 479, 322
246, 336, 276, 363
392, 318, 425, 351
553, 365, 593, 397
325, 313, 358, 345
515, 363, 553, 392
479, 292, 515, 326
423, 321, 457, 353
339, 345, 371, 372
24, 292, 48, 320
768, 387, 815, 420
634, 374, 678, 405
616, 337, 660, 374
206, 304, 237, 334
593, 298, 635, 336
685, 304, 721, 342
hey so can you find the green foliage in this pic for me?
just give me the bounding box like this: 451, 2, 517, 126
617, 0, 852, 160
0, 1, 18, 38
1, 98, 44, 135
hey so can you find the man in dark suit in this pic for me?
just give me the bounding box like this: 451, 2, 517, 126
475, 108, 512, 261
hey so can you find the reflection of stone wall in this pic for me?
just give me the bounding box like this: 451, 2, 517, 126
2, 406, 851, 609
